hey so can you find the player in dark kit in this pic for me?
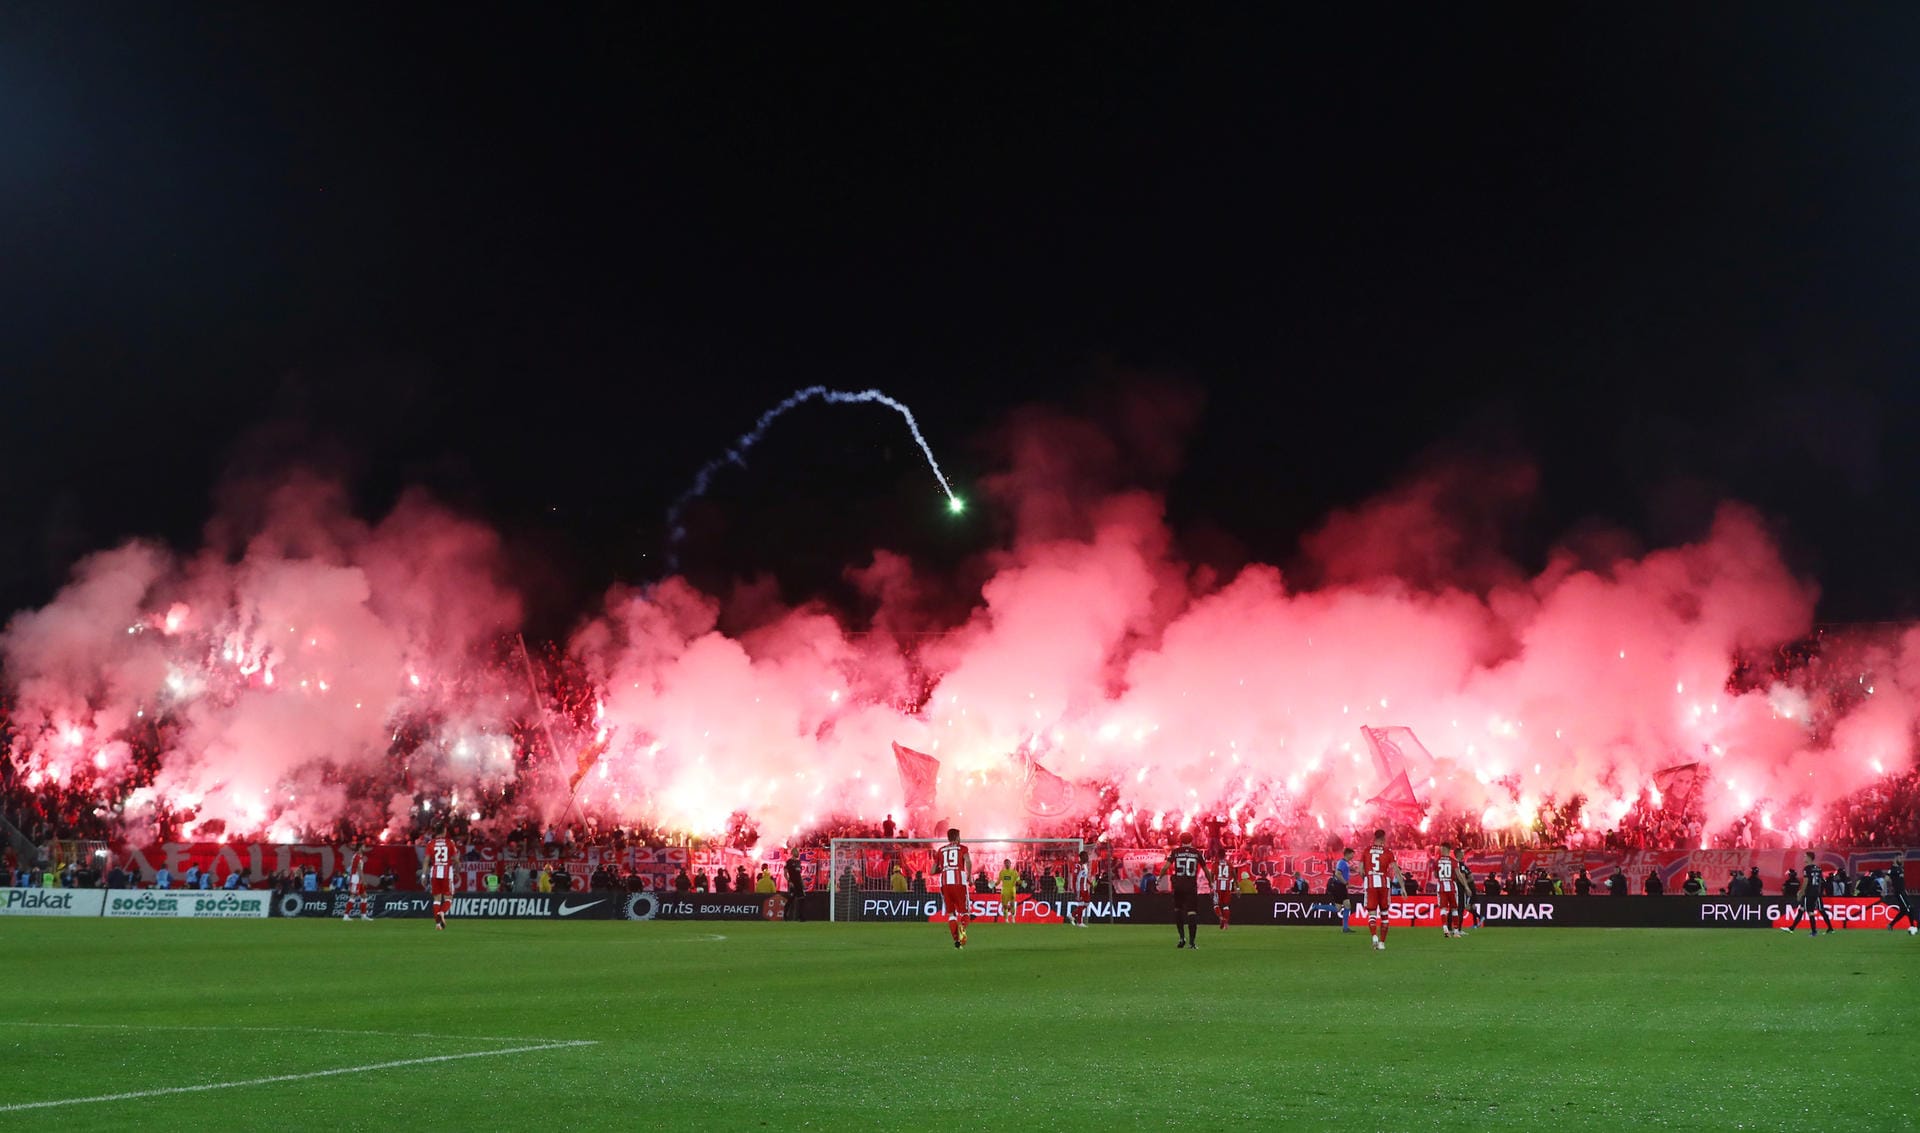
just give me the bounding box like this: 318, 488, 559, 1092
1880, 861, 1916, 935
1167, 832, 1206, 948
1782, 851, 1835, 936
1454, 845, 1478, 933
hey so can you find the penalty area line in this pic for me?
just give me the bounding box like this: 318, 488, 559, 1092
0, 1039, 597, 1113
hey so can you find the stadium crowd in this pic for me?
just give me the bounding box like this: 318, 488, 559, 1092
4, 627, 1919, 886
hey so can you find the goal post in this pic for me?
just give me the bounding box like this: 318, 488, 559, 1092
829, 837, 1084, 923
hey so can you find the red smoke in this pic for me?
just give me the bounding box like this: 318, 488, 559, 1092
4, 410, 1914, 851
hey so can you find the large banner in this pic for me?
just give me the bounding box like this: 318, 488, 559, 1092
102, 889, 271, 919
0, 888, 107, 917
112, 843, 418, 889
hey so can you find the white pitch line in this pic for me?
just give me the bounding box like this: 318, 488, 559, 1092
7, 1021, 567, 1045
0, 1040, 597, 1113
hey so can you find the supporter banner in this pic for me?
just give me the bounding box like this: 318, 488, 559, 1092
0, 888, 107, 917
103, 889, 271, 919
459, 847, 795, 896
111, 843, 416, 890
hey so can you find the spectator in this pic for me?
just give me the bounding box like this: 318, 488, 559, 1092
785, 855, 805, 921
881, 814, 896, 839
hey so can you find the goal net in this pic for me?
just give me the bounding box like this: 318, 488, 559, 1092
829, 837, 1085, 923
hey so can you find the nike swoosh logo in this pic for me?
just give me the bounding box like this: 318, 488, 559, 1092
558, 900, 604, 917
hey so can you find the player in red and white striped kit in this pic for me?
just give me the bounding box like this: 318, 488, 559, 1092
342, 843, 373, 921
1212, 854, 1243, 930
1434, 841, 1461, 938
1362, 829, 1395, 951
1072, 850, 1093, 927
933, 828, 972, 949
422, 826, 458, 931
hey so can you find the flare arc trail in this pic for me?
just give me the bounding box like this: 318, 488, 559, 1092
663, 386, 960, 570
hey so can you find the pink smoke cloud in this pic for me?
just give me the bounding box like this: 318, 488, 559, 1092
4, 403, 1914, 853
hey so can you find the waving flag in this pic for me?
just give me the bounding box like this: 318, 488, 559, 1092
1361, 726, 1429, 821
892, 742, 941, 813
1024, 759, 1076, 816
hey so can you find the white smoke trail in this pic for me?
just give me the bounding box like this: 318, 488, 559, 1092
664, 387, 960, 570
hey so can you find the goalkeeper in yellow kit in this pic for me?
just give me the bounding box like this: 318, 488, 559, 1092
997, 859, 1021, 920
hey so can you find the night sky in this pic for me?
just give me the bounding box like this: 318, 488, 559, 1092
3, 8, 1917, 636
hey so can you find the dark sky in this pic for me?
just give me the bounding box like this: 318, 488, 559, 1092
3, 7, 1917, 634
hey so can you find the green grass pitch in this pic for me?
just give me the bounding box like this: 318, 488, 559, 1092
1, 918, 1912, 1131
